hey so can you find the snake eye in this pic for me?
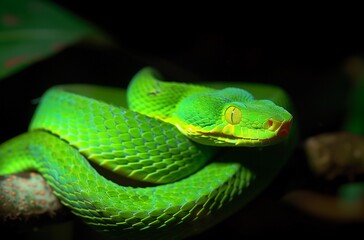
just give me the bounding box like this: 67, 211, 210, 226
225, 106, 242, 125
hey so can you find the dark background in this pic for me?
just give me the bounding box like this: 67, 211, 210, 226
2, 1, 364, 239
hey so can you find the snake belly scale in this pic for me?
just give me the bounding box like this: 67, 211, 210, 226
0, 67, 293, 239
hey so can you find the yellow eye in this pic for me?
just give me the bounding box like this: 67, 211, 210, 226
225, 106, 242, 125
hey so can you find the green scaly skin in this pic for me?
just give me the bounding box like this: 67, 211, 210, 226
128, 68, 292, 146
0, 67, 294, 239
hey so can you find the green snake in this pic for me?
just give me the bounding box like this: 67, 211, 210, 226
0, 67, 294, 239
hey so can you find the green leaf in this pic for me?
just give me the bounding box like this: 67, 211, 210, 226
0, 0, 110, 79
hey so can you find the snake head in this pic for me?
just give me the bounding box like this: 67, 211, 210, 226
174, 87, 293, 147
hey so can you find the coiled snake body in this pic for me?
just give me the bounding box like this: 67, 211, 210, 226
0, 67, 294, 239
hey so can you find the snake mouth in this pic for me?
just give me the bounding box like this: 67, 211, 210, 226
196, 119, 292, 146
197, 131, 271, 146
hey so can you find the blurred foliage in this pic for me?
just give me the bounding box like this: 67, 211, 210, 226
0, 0, 110, 79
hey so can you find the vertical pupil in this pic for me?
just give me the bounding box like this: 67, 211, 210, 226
225, 106, 241, 125
231, 107, 236, 123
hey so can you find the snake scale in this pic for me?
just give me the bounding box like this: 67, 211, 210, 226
0, 67, 294, 239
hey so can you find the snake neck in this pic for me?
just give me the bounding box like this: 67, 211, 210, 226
127, 67, 211, 123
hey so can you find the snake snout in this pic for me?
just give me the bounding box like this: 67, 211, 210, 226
277, 120, 292, 136
264, 118, 292, 136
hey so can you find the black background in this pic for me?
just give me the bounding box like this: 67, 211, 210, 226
1, 1, 364, 239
